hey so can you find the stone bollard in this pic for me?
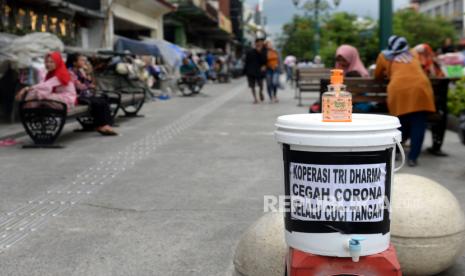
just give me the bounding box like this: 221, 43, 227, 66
233, 174, 465, 276
233, 212, 286, 276
391, 174, 465, 276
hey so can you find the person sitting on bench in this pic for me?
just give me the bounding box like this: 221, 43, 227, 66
375, 36, 436, 167
180, 57, 199, 76
335, 45, 377, 112
335, 45, 369, 77
67, 53, 117, 136
413, 43, 445, 78
16, 52, 76, 110
180, 58, 205, 85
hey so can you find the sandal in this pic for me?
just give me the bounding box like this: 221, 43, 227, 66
97, 129, 118, 136
0, 138, 20, 147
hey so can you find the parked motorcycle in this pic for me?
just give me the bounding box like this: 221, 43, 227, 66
177, 75, 204, 96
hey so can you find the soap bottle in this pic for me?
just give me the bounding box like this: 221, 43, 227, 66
322, 69, 352, 122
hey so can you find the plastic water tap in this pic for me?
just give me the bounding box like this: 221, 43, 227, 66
348, 236, 365, 262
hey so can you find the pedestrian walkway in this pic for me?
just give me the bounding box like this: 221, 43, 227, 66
0, 80, 464, 275
0, 121, 25, 141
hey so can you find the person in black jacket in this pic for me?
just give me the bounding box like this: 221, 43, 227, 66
244, 39, 267, 104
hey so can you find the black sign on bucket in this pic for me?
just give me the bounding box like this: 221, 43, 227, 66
283, 145, 393, 236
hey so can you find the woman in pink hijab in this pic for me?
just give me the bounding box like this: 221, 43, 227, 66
335, 45, 369, 77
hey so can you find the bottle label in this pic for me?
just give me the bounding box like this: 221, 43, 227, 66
322, 96, 352, 122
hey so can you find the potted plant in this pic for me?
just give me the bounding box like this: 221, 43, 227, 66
448, 78, 465, 145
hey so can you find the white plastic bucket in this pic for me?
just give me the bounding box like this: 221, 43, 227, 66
275, 114, 404, 257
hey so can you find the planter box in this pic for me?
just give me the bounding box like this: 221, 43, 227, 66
449, 114, 465, 145
448, 114, 459, 132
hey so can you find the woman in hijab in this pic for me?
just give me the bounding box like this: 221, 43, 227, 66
413, 43, 445, 77
375, 36, 436, 167
335, 45, 369, 77
67, 53, 117, 136
16, 52, 76, 110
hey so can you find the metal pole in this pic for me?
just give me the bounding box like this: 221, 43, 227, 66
314, 0, 320, 55
379, 0, 393, 50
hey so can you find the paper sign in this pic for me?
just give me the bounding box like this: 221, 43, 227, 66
289, 163, 387, 223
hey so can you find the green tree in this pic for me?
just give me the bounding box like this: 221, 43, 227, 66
301, 0, 332, 17
393, 9, 457, 50
278, 9, 457, 67
277, 15, 315, 60
277, 0, 335, 60
449, 78, 465, 116
320, 12, 378, 67
278, 12, 378, 66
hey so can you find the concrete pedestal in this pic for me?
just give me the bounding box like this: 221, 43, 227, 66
233, 174, 465, 276
233, 212, 286, 276
391, 174, 465, 276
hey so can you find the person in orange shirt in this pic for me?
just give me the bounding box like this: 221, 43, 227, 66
375, 36, 436, 167
265, 41, 281, 103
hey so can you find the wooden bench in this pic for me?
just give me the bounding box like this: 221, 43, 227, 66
318, 77, 450, 155
296, 67, 331, 106
19, 88, 145, 148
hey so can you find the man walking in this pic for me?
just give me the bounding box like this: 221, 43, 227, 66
244, 39, 267, 104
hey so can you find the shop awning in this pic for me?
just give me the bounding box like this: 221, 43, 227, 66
167, 0, 218, 26
143, 38, 185, 69
153, 0, 176, 11
51, 0, 104, 18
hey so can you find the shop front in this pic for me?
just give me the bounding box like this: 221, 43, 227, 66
0, 0, 104, 47
108, 0, 175, 47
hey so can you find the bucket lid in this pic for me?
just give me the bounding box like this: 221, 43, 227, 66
276, 114, 400, 132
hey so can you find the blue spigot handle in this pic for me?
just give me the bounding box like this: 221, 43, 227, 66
349, 236, 365, 246
348, 236, 365, 262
